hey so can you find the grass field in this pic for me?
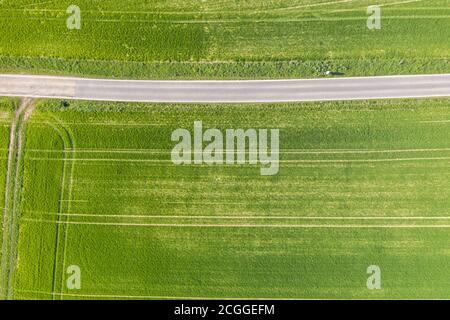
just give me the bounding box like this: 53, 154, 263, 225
0, 98, 14, 299
7, 98, 450, 299
1, 0, 450, 79
0, 98, 13, 206
0, 98, 13, 239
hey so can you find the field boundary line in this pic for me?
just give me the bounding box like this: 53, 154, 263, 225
21, 218, 450, 228
4, 72, 450, 83
22, 147, 450, 155
25, 156, 450, 163
0, 98, 34, 299
15, 289, 311, 300
0, 101, 21, 299
22, 211, 450, 220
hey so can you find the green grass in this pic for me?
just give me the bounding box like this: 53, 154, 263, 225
0, 0, 450, 79
10, 98, 450, 299
0, 98, 13, 240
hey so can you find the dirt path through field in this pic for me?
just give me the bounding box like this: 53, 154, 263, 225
0, 98, 35, 299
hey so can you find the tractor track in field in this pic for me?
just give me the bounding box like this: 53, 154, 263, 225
43, 118, 76, 300
0, 98, 35, 299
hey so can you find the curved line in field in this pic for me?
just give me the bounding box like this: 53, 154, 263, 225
42, 115, 77, 300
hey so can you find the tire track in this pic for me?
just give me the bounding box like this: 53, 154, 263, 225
0, 98, 34, 300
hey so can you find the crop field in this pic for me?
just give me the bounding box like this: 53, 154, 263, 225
0, 101, 11, 236
3, 98, 449, 299
0, 0, 450, 79
0, 98, 13, 300
0, 99, 12, 208
0, 98, 13, 238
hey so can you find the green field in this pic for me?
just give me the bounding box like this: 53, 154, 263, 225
0, 99, 13, 208
0, 98, 13, 298
0, 97, 14, 210
6, 98, 450, 299
1, 0, 450, 79
0, 98, 13, 238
